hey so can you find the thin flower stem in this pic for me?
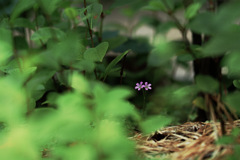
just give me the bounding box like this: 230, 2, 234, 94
142, 89, 146, 118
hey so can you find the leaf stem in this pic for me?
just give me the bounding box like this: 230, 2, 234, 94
84, 0, 94, 48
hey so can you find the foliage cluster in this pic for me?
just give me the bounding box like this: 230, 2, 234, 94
0, 0, 240, 159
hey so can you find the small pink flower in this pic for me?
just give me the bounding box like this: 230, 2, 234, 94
135, 81, 144, 91
143, 82, 152, 90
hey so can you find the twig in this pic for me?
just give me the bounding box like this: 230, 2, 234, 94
162, 0, 193, 58
98, 12, 104, 43
84, 0, 94, 47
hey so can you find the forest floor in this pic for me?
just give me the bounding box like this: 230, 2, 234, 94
133, 120, 240, 160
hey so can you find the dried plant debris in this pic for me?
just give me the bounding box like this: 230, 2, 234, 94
133, 120, 240, 160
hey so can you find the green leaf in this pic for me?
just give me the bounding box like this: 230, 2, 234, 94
185, 2, 201, 20
173, 85, 198, 107
0, 77, 27, 126
64, 7, 78, 20
80, 3, 103, 29
157, 21, 176, 33
140, 115, 172, 134
95, 42, 109, 62
26, 69, 55, 100
223, 91, 240, 113
233, 80, 240, 89
31, 27, 65, 44
193, 96, 207, 111
83, 42, 109, 62
39, 0, 61, 15
188, 12, 218, 35
188, 1, 240, 35
231, 128, 240, 137
72, 60, 95, 73
56, 93, 92, 141
203, 28, 240, 56
106, 36, 127, 50
83, 48, 98, 62
71, 72, 90, 94
195, 75, 219, 93
11, 0, 36, 20
13, 18, 35, 30
0, 126, 39, 160
35, 15, 45, 27
142, 0, 167, 12
103, 50, 129, 81
0, 28, 13, 65
148, 38, 176, 67
94, 120, 135, 156
217, 135, 235, 145
222, 52, 240, 78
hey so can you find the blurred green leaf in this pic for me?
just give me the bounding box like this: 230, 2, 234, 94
223, 91, 240, 113
72, 60, 95, 73
55, 92, 92, 141
142, 0, 167, 12
148, 38, 176, 67
94, 119, 135, 156
173, 85, 198, 107
114, 38, 151, 54
80, 2, 103, 29
188, 0, 240, 36
195, 75, 219, 93
141, 115, 172, 134
95, 42, 109, 62
31, 27, 65, 44
193, 96, 206, 111
83, 48, 98, 62
38, 0, 61, 15
217, 135, 235, 145
11, 0, 35, 20
105, 36, 128, 50
110, 0, 141, 8
103, 50, 129, 81
203, 28, 240, 56
0, 77, 26, 126
71, 72, 90, 94
188, 12, 217, 35
35, 15, 45, 27
84, 42, 109, 62
0, 28, 13, 65
185, 2, 201, 20
93, 84, 140, 120
26, 69, 55, 100
64, 7, 78, 20
157, 21, 176, 33
0, 126, 39, 160
233, 80, 240, 89
231, 128, 240, 137
13, 18, 35, 29
54, 144, 97, 160
28, 108, 59, 145
222, 52, 240, 79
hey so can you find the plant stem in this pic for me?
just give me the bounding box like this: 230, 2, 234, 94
162, 0, 195, 58
98, 12, 104, 43
84, 0, 94, 48
142, 89, 147, 118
